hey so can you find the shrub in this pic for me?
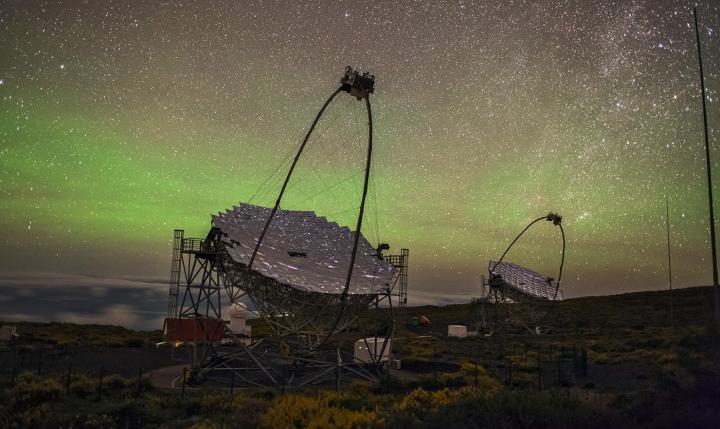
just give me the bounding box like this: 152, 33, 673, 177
657, 351, 679, 364
586, 350, 609, 364
394, 387, 476, 422
262, 392, 379, 429
189, 420, 227, 429
70, 413, 118, 429
107, 397, 154, 428
104, 374, 130, 390
425, 390, 622, 429
11, 371, 62, 409
69, 374, 97, 398
196, 391, 268, 423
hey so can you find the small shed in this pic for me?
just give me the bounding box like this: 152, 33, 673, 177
229, 303, 252, 338
164, 318, 224, 342
448, 324, 467, 338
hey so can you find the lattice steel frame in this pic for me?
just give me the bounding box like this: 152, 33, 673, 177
166, 228, 226, 366
167, 227, 403, 387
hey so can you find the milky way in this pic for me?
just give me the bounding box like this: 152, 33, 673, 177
1, 0, 720, 306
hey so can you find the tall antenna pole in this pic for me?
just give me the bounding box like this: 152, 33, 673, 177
666, 197, 674, 330
693, 7, 720, 330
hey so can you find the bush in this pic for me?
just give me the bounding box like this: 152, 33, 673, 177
262, 392, 379, 429
425, 390, 622, 429
189, 420, 227, 429
459, 362, 503, 393
68, 413, 118, 429
107, 397, 154, 427
69, 374, 97, 398
104, 374, 130, 390
11, 371, 62, 409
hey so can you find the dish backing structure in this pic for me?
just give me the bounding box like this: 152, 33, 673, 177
164, 67, 409, 388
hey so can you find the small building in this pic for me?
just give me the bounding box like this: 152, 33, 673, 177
448, 324, 467, 338
164, 318, 224, 342
354, 337, 392, 363
229, 303, 252, 338
227, 303, 251, 345
0, 325, 17, 342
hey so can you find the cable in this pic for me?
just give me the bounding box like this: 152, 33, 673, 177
247, 126, 310, 205
248, 87, 344, 269
489, 216, 549, 275
285, 127, 363, 195
291, 170, 365, 208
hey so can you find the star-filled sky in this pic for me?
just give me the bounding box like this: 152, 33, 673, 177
1, 0, 720, 329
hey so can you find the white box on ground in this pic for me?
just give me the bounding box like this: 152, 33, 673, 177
448, 324, 467, 338
354, 337, 392, 363
391, 359, 401, 370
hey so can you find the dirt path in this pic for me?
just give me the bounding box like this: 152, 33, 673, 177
145, 364, 186, 389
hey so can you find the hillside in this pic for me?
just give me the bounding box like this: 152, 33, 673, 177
1, 286, 719, 428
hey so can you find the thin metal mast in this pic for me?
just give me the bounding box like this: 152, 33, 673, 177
666, 197, 674, 330
693, 7, 720, 330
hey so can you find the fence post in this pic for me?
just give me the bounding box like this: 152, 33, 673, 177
136, 368, 143, 395
474, 361, 478, 389
580, 346, 588, 377
230, 370, 235, 399
548, 344, 552, 364
432, 344, 438, 386
557, 348, 562, 386
65, 364, 72, 395
281, 365, 286, 395
573, 345, 578, 377
10, 363, 16, 387
537, 351, 542, 391
335, 349, 340, 392
508, 357, 513, 389
97, 365, 104, 400
37, 352, 43, 376
181, 367, 187, 400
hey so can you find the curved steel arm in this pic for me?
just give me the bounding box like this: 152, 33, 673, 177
490, 212, 566, 300
248, 87, 344, 269
317, 93, 373, 350
490, 216, 548, 275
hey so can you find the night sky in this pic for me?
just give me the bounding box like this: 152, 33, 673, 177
1, 1, 720, 329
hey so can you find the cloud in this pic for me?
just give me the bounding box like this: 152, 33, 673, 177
0, 272, 166, 290
0, 272, 479, 330
406, 289, 475, 307
1, 313, 43, 323
0, 272, 168, 331
59, 305, 142, 329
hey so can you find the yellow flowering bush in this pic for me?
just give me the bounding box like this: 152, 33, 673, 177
261, 392, 379, 429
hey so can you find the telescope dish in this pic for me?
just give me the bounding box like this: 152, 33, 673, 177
213, 203, 395, 295
480, 213, 566, 335
489, 261, 563, 301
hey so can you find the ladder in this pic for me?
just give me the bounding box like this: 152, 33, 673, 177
168, 230, 183, 318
